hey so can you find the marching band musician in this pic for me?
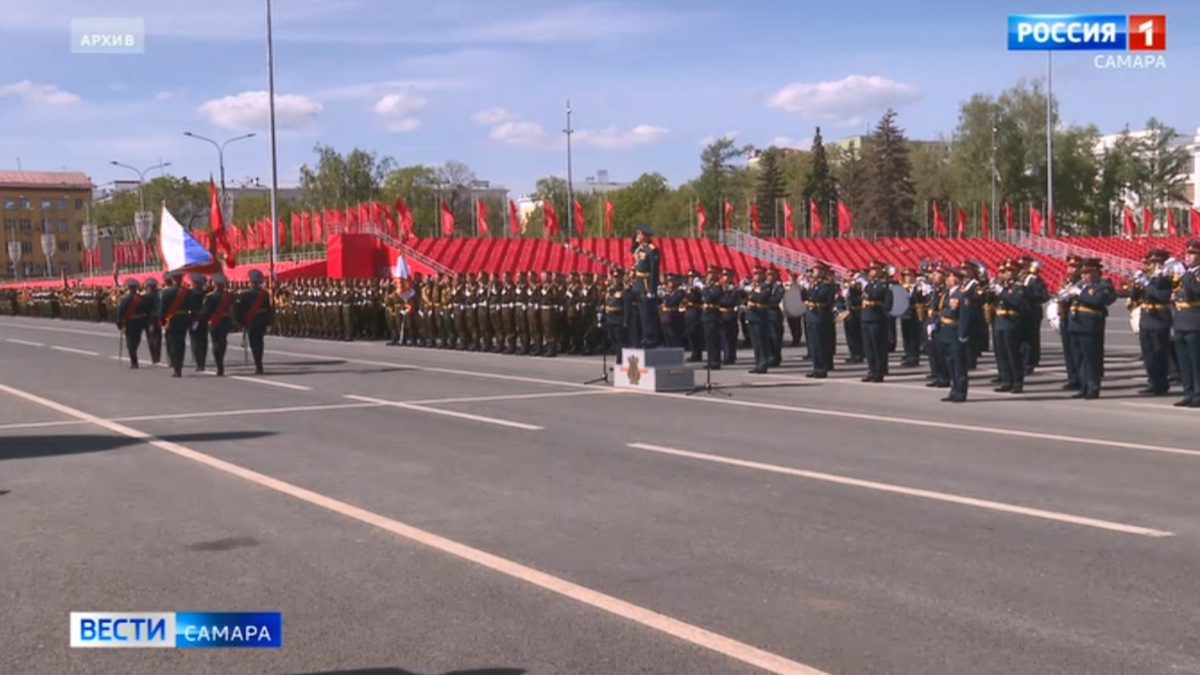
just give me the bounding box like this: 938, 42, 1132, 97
630, 223, 661, 348
1018, 255, 1049, 374
745, 265, 773, 374
683, 270, 705, 362
1066, 258, 1116, 399
936, 264, 973, 402
787, 271, 805, 348
1131, 248, 1173, 397
199, 273, 235, 377
991, 260, 1026, 393
923, 264, 950, 389
602, 267, 627, 364
661, 273, 686, 348
860, 261, 893, 382
701, 265, 724, 370
765, 266, 785, 368
718, 268, 741, 365
1058, 256, 1083, 390
841, 269, 865, 364
959, 261, 985, 370
115, 278, 144, 368
1173, 239, 1200, 407
804, 262, 836, 379
898, 267, 924, 367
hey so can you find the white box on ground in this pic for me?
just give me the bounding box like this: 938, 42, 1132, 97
613, 348, 694, 392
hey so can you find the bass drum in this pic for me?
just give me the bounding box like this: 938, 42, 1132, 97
888, 283, 910, 317
1129, 306, 1141, 334
783, 285, 807, 318
1045, 300, 1061, 333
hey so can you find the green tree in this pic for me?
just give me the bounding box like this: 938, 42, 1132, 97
801, 129, 838, 234
696, 137, 753, 233
606, 173, 671, 235
832, 141, 870, 232
753, 147, 786, 235
298, 144, 395, 209
382, 165, 439, 237
93, 176, 208, 240
862, 109, 917, 236
910, 140, 955, 234
436, 160, 478, 236
1050, 125, 1101, 234
1131, 118, 1191, 212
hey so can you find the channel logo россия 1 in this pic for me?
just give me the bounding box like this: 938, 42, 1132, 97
1007, 14, 1167, 69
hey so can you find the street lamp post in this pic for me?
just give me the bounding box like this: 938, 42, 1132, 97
110, 160, 170, 271
183, 131, 256, 198
563, 100, 574, 240
265, 0, 282, 282
109, 160, 171, 212
991, 120, 998, 239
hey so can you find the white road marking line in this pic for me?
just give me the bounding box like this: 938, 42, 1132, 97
50, 345, 98, 356
0, 403, 385, 432
627, 443, 1172, 538
0, 322, 110, 337
408, 389, 618, 405
229, 376, 312, 391
0, 381, 829, 675
6, 338, 44, 347
628, 389, 1200, 460
0, 419, 89, 431
344, 394, 543, 430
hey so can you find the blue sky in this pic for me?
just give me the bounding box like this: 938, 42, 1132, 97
0, 0, 1195, 198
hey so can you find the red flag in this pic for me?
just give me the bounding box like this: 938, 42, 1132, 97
1030, 206, 1043, 235
395, 200, 414, 238
359, 203, 371, 231
604, 199, 613, 238
1167, 208, 1177, 236
573, 200, 586, 237
277, 218, 286, 248
980, 204, 989, 238
783, 202, 794, 236
508, 200, 520, 237
723, 201, 733, 230
1143, 206, 1153, 236
369, 201, 382, 231
932, 203, 947, 236
346, 205, 358, 230
1191, 208, 1200, 236
440, 199, 455, 236
1123, 205, 1136, 236
955, 204, 966, 237
476, 199, 489, 236
1004, 203, 1013, 232
749, 202, 760, 235
696, 201, 707, 236
383, 208, 396, 238
1047, 209, 1056, 238
313, 212, 324, 242
836, 201, 852, 235
809, 200, 822, 235
543, 200, 560, 238
207, 179, 236, 267
290, 212, 300, 247
300, 212, 312, 245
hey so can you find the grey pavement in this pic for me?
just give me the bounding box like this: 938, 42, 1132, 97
1, 314, 1198, 675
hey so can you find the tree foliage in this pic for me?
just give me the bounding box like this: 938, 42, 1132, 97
754, 148, 786, 235
801, 129, 838, 231
92, 176, 209, 240
862, 110, 917, 236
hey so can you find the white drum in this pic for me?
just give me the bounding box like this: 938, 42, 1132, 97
1129, 306, 1141, 334
783, 285, 807, 318
888, 283, 910, 317
1045, 300, 1061, 333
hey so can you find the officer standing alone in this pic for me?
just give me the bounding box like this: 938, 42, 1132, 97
936, 265, 973, 402
630, 223, 661, 348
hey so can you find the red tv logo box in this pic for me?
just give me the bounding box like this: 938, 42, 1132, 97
1128, 14, 1166, 51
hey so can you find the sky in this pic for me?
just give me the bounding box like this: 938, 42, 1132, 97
0, 0, 1196, 199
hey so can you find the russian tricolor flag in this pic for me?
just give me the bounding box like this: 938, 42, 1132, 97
159, 204, 215, 272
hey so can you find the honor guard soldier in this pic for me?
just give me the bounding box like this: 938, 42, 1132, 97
860, 261, 893, 382
1058, 255, 1083, 390
661, 273, 686, 348
936, 264, 973, 402
765, 266, 785, 368
1131, 248, 1173, 396
116, 278, 145, 368
200, 273, 236, 376
186, 273, 210, 372
804, 262, 836, 379
235, 269, 273, 374
603, 267, 628, 363
630, 223, 661, 348
700, 265, 724, 370
745, 265, 773, 374
991, 260, 1026, 393
1066, 258, 1115, 399
142, 277, 163, 365
158, 271, 197, 378
1172, 239, 1200, 407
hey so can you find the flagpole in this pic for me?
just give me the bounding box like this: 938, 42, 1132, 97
1046, 51, 1054, 237
265, 0, 280, 282
564, 100, 574, 242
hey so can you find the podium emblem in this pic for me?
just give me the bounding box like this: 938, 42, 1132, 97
625, 355, 641, 384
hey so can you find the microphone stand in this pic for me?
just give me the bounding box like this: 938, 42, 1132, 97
583, 313, 610, 385
687, 356, 732, 397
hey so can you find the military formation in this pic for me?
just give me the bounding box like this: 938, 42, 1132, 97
4, 238, 1199, 407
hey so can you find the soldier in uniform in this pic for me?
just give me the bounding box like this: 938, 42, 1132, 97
860, 261, 893, 382
630, 223, 661, 348
745, 265, 773, 374
1131, 248, 1173, 396
235, 269, 273, 374
1058, 255, 1083, 390
158, 271, 197, 378
1065, 258, 1115, 399
115, 278, 145, 368
765, 266, 785, 368
186, 273, 210, 371
898, 268, 923, 367
1172, 239, 1200, 407
683, 270, 704, 361
804, 262, 836, 379
991, 260, 1026, 393
565, 272, 583, 353
538, 270, 560, 357
786, 271, 805, 348
602, 267, 627, 363
699, 265, 724, 370
660, 274, 685, 348
524, 271, 542, 355
200, 273, 236, 376
1018, 256, 1049, 374
923, 265, 949, 389
485, 272, 503, 352
718, 268, 740, 364
935, 264, 973, 402
841, 270, 865, 364
142, 277, 163, 365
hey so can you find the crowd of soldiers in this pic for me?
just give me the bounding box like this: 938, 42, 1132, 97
4, 239, 1198, 406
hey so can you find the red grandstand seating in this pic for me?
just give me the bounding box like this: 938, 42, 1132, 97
1063, 236, 1191, 261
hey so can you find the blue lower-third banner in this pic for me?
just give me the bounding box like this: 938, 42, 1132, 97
71, 611, 281, 648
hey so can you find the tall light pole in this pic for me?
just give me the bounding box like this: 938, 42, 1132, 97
265, 0, 281, 282
183, 131, 256, 195
109, 160, 171, 212
564, 100, 574, 240
1045, 52, 1054, 234
111, 160, 170, 271
991, 120, 998, 238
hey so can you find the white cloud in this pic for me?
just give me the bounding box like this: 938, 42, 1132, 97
153, 90, 181, 102
313, 78, 465, 101
0, 80, 80, 106
198, 91, 323, 131
473, 107, 516, 125
765, 75, 919, 127
698, 130, 741, 147
575, 125, 668, 149
373, 93, 428, 132
490, 121, 547, 148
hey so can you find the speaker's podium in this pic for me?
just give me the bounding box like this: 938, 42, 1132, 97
613, 347, 695, 392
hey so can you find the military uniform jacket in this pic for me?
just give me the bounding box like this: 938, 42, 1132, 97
1174, 268, 1200, 332
1068, 282, 1114, 335
936, 287, 972, 343
766, 282, 784, 320
234, 287, 274, 330
745, 283, 772, 323
993, 283, 1024, 331
603, 284, 625, 324
202, 290, 235, 330
701, 283, 723, 321
860, 280, 892, 323
663, 287, 685, 315
1138, 275, 1173, 331
901, 283, 921, 320
140, 290, 160, 323
1023, 275, 1049, 311
807, 281, 836, 318
631, 242, 660, 296
116, 291, 144, 329
158, 285, 199, 327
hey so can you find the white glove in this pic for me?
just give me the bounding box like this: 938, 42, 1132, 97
926, 325, 935, 340
1070, 287, 1082, 297
958, 337, 969, 344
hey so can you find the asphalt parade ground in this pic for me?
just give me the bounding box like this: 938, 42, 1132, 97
1, 312, 1197, 675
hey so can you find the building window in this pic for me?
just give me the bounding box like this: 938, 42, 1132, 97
58, 220, 67, 232
1186, 155, 1196, 175
20, 241, 32, 254
19, 219, 31, 232
76, 242, 83, 251
40, 198, 51, 209
3, 218, 12, 230
75, 198, 84, 210
2, 198, 13, 209
58, 241, 70, 253
41, 218, 51, 232
19, 197, 29, 209
57, 198, 68, 210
